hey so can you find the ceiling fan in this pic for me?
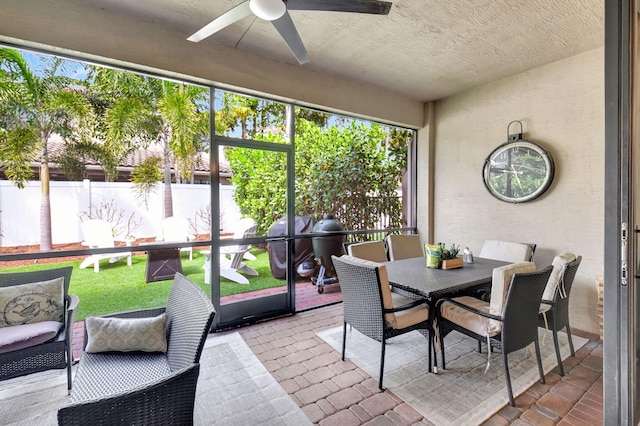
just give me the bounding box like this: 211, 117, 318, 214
187, 0, 392, 65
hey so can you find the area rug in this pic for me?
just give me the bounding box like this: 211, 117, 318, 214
317, 326, 587, 426
194, 331, 312, 425
0, 332, 311, 426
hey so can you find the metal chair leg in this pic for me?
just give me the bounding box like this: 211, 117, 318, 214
552, 328, 565, 376
502, 352, 515, 407
534, 337, 546, 385
341, 322, 347, 361
566, 322, 576, 356
379, 336, 386, 389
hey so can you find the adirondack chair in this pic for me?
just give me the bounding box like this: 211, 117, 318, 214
203, 221, 259, 285
156, 216, 194, 260
79, 220, 132, 273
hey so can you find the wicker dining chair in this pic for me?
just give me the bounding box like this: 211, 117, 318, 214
332, 255, 434, 389
437, 263, 553, 406
346, 240, 388, 262
385, 234, 423, 260
0, 266, 77, 392
539, 253, 582, 376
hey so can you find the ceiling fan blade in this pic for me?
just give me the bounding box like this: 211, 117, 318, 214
285, 0, 392, 14
272, 11, 310, 64
187, 1, 252, 42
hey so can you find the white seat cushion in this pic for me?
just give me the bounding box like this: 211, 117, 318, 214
440, 296, 499, 337
540, 252, 576, 311
479, 240, 532, 263
488, 262, 537, 329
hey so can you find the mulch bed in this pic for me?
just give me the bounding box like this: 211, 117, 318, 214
0, 238, 156, 267
0, 236, 217, 268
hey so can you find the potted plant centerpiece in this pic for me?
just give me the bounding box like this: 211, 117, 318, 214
440, 243, 463, 269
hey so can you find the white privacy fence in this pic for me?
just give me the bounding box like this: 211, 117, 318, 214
0, 180, 240, 247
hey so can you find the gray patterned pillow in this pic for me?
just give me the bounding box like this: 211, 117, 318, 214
0, 277, 65, 327
85, 313, 168, 353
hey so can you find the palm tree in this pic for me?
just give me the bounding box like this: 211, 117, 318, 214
0, 49, 93, 250
90, 68, 208, 218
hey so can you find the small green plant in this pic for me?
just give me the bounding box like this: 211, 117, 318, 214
439, 243, 460, 260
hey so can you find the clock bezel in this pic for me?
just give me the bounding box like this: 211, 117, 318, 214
482, 140, 555, 203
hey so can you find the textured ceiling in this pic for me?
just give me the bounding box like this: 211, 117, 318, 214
64, 0, 603, 102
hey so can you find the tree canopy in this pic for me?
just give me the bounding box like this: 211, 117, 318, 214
0, 49, 412, 248
224, 117, 410, 235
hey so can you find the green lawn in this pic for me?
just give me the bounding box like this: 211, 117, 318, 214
2, 248, 286, 321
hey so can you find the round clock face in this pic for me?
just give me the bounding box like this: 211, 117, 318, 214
482, 140, 554, 203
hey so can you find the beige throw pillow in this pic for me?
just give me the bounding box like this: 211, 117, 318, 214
85, 313, 168, 353
0, 277, 65, 327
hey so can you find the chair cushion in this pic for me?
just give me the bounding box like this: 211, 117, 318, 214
365, 258, 428, 329
85, 313, 168, 353
0, 320, 63, 353
440, 296, 500, 337
386, 235, 424, 260
541, 252, 577, 303
479, 240, 532, 263
0, 277, 65, 327
347, 241, 388, 262
488, 262, 536, 330
389, 292, 429, 329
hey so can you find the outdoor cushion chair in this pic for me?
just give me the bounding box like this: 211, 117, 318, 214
436, 262, 553, 406
478, 239, 536, 263
539, 253, 582, 376
156, 216, 194, 260
385, 234, 423, 260
79, 219, 132, 273
0, 266, 78, 393
332, 255, 434, 389
346, 240, 388, 262
57, 272, 215, 425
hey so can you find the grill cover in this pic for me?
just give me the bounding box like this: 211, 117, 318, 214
267, 216, 315, 279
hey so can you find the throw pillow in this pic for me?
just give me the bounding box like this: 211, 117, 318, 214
0, 277, 65, 327
85, 313, 168, 353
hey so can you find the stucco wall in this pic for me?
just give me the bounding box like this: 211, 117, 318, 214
418, 47, 604, 334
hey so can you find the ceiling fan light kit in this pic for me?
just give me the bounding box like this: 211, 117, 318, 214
188, 0, 393, 64
249, 0, 286, 21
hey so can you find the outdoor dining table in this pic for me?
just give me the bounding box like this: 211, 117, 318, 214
384, 256, 511, 372
384, 256, 510, 301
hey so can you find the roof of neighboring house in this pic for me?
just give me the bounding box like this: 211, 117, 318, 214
30, 136, 231, 183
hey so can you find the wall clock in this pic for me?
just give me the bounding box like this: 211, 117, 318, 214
482, 123, 554, 203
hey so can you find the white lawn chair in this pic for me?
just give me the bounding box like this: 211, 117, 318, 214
156, 216, 194, 260
203, 221, 258, 285
79, 220, 132, 273
230, 218, 257, 261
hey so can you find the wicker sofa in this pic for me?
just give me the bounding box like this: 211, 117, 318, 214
0, 266, 78, 392
57, 273, 215, 426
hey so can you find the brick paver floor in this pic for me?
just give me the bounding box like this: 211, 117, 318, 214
72, 303, 603, 425
238, 304, 603, 425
